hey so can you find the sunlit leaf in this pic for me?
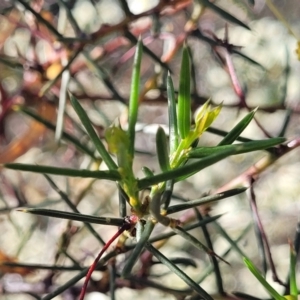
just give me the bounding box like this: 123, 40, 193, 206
106, 125, 131, 166
170, 100, 222, 168
284, 296, 297, 300
178, 45, 191, 139
193, 100, 222, 138
105, 125, 140, 210
105, 125, 141, 210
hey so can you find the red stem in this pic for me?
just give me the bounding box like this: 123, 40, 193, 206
79, 226, 129, 300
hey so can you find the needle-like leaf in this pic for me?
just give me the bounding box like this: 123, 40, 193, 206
173, 226, 228, 264
197, 224, 252, 284
138, 148, 235, 189
218, 109, 257, 146
19, 208, 124, 226
213, 221, 248, 258
207, 126, 253, 142
122, 220, 155, 278
55, 60, 70, 142
143, 215, 222, 246
128, 38, 143, 158
0, 262, 90, 271
3, 163, 120, 180
167, 73, 179, 154
243, 257, 286, 300
69, 94, 117, 170
146, 243, 213, 300
189, 138, 285, 158
156, 127, 170, 172
178, 45, 191, 140
167, 188, 247, 214
199, 0, 250, 30
83, 52, 125, 103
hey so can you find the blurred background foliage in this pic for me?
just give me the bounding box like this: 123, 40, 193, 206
0, 0, 299, 299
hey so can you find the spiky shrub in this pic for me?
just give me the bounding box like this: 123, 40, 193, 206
0, 1, 299, 300
2, 41, 296, 299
